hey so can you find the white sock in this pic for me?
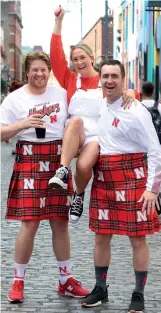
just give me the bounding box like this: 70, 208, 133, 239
57, 259, 72, 285
14, 262, 28, 281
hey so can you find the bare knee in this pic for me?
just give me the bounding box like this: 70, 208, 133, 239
76, 158, 92, 175
95, 233, 112, 248
49, 219, 68, 237
67, 117, 84, 132
20, 220, 40, 237
130, 236, 147, 249
76, 150, 99, 174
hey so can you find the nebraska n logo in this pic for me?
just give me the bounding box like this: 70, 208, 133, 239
112, 118, 120, 128
67, 285, 73, 292
59, 266, 67, 274
50, 115, 57, 123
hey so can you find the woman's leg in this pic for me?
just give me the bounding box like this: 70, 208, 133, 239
61, 117, 85, 167
69, 141, 99, 223
75, 141, 99, 194
49, 117, 85, 189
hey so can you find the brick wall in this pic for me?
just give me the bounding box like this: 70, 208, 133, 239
82, 16, 113, 67
1, 0, 22, 81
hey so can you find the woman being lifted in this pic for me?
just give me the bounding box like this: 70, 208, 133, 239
49, 6, 136, 223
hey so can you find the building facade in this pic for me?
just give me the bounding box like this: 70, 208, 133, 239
1, 0, 23, 81
80, 11, 113, 68
114, 0, 161, 99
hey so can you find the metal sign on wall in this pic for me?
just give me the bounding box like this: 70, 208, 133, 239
147, 1, 161, 7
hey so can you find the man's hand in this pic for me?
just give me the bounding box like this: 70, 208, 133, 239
138, 190, 160, 215
54, 6, 65, 20
20, 114, 45, 130
122, 89, 136, 109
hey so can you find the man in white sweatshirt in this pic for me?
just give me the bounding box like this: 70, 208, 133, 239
81, 60, 161, 313
0, 51, 89, 303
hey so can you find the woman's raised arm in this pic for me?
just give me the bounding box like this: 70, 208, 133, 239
50, 7, 75, 89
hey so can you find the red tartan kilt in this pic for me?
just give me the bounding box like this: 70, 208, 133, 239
6, 140, 73, 221
90, 153, 161, 236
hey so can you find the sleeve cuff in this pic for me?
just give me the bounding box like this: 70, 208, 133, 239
146, 185, 159, 194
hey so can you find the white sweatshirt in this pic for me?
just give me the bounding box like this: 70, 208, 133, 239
98, 97, 161, 193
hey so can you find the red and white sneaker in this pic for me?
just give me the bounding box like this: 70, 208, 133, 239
57, 277, 89, 298
8, 280, 24, 303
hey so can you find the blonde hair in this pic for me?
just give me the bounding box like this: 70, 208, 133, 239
70, 44, 94, 60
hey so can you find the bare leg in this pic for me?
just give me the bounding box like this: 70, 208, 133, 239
130, 236, 149, 271
94, 233, 112, 266
75, 141, 99, 194
49, 219, 70, 260
14, 221, 40, 264
69, 141, 99, 223
50, 219, 71, 283
48, 117, 86, 189
49, 219, 89, 297
8, 221, 40, 303
61, 117, 85, 167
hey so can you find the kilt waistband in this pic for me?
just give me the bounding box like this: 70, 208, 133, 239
100, 153, 145, 162
16, 140, 62, 152
15, 140, 62, 162
97, 153, 145, 171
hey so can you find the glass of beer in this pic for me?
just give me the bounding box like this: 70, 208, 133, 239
35, 122, 46, 138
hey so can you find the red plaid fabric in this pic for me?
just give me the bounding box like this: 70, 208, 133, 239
90, 153, 161, 236
6, 140, 73, 221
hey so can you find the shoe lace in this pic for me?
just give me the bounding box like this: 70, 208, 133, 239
70, 195, 83, 214
56, 167, 68, 179
12, 281, 23, 291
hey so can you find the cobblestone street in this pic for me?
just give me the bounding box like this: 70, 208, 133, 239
1, 142, 161, 313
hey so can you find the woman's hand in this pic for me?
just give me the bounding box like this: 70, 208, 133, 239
20, 114, 45, 130
54, 6, 65, 21
138, 190, 160, 215
5, 139, 11, 144
122, 89, 136, 109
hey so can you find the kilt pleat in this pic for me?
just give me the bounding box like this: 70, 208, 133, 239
90, 153, 161, 236
6, 140, 73, 221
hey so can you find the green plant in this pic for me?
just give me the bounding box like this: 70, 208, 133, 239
1, 78, 9, 94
